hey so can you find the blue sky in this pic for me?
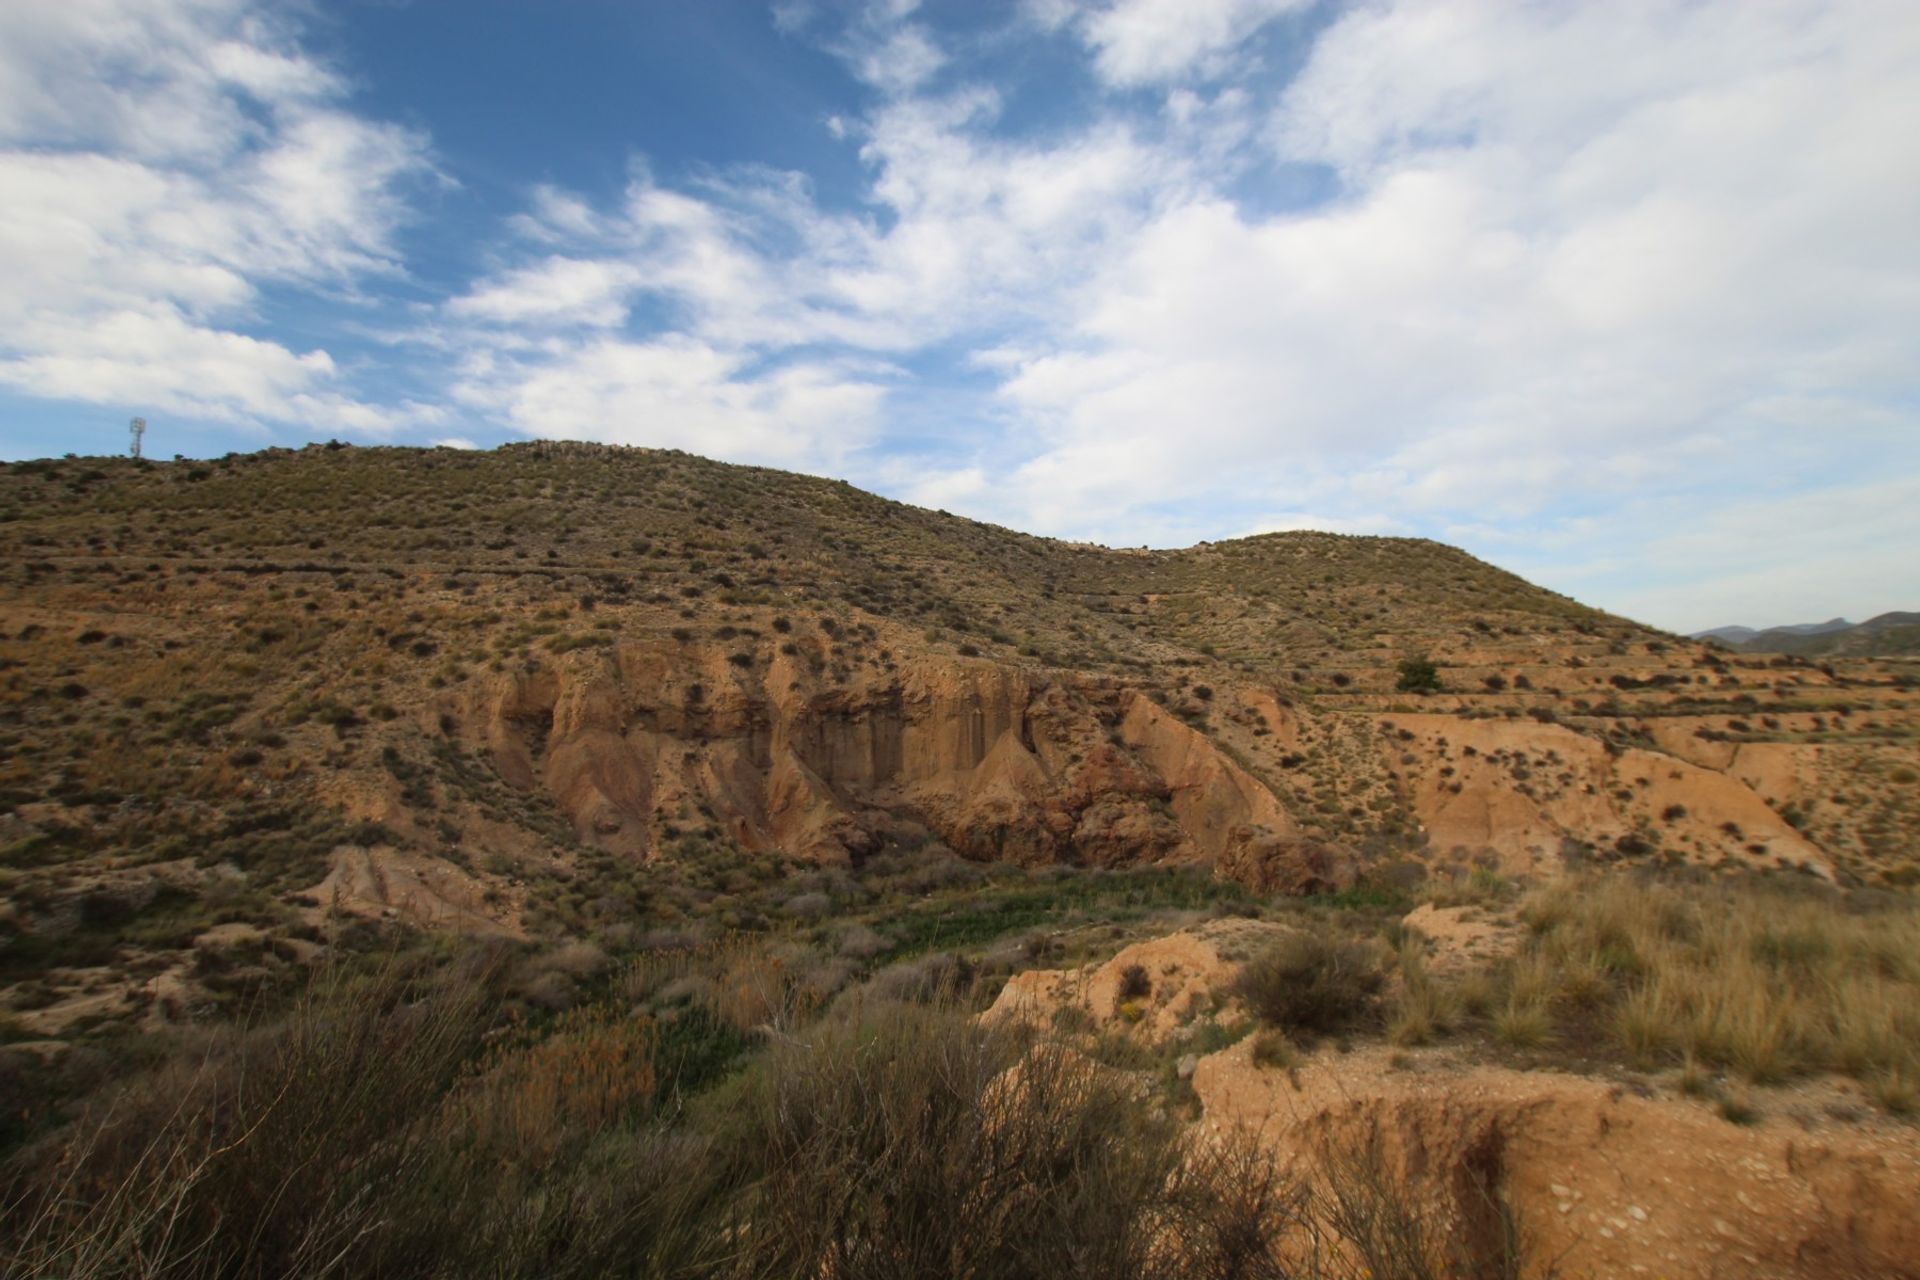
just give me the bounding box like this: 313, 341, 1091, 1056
2, 0, 1917, 634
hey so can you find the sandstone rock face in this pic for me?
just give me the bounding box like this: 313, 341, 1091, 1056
1118, 694, 1298, 856
1400, 902, 1523, 974
1615, 746, 1830, 872
451, 644, 1323, 889
1217, 833, 1359, 896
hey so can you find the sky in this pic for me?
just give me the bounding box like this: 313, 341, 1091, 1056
2, 0, 1917, 635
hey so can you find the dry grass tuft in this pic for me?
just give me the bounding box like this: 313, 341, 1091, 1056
1251, 1028, 1298, 1070
1515, 876, 1920, 1103
1388, 937, 1462, 1047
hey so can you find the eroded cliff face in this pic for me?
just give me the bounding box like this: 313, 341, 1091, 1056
433, 637, 1857, 902
432, 638, 1870, 897
444, 642, 1350, 892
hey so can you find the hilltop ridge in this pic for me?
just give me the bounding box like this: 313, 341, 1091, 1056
1697, 612, 1920, 658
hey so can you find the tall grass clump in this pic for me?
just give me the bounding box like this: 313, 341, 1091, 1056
1515, 876, 1920, 1101
720, 1000, 1300, 1279
0, 957, 502, 1279
0, 956, 732, 1280
1388, 937, 1461, 1047
5, 974, 1304, 1279
1313, 1127, 1529, 1280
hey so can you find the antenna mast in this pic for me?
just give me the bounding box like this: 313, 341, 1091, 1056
129, 417, 146, 459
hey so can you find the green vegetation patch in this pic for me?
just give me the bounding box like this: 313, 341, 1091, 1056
876, 866, 1253, 960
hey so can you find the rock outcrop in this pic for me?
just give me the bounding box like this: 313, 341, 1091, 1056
448, 643, 1334, 891
302, 845, 524, 936
984, 918, 1291, 1043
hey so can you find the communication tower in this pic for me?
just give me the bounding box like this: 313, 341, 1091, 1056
129, 417, 146, 459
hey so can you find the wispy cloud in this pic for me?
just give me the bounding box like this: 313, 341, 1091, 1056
449, 336, 892, 475
1073, 0, 1313, 87
0, 0, 441, 433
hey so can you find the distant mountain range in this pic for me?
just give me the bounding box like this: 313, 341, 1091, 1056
1693, 613, 1920, 656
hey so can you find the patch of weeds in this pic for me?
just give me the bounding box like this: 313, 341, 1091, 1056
1234, 931, 1384, 1037
1250, 1028, 1297, 1070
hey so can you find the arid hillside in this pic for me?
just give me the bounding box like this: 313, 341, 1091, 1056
2, 441, 1916, 1034
6, 443, 1920, 1280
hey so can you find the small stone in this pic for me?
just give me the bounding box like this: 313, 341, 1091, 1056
1550, 1183, 1572, 1199
1176, 1053, 1199, 1080
1628, 1205, 1649, 1222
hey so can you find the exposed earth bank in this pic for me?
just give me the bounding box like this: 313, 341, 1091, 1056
986, 922, 1920, 1280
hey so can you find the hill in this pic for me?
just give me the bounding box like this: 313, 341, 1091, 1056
4, 441, 1920, 1276
1698, 612, 1920, 657
1694, 619, 1853, 645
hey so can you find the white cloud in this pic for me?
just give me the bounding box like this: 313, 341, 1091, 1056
771, 2, 815, 37
857, 25, 947, 95
977, 0, 1920, 551
811, 0, 949, 97
1, 308, 331, 419
441, 70, 1187, 465
449, 257, 641, 328
452, 337, 889, 473
0, 305, 444, 437
1077, 0, 1311, 87
0, 0, 433, 434
456, 83, 1180, 359
0, 0, 326, 160
1020, 0, 1079, 34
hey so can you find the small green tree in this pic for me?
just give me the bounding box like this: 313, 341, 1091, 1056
1395, 655, 1441, 693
